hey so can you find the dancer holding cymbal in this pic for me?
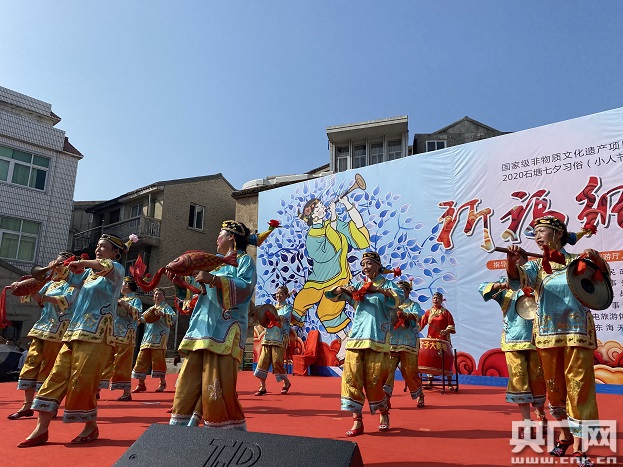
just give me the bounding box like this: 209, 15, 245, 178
505, 216, 608, 467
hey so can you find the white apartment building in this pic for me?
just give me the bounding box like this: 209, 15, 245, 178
0, 85, 83, 272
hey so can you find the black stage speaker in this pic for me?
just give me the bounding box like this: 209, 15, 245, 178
114, 424, 364, 467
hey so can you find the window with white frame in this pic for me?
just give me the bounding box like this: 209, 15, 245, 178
336, 146, 349, 172
387, 140, 402, 160
188, 204, 204, 230
352, 144, 367, 169
130, 203, 143, 218
426, 140, 446, 152
369, 142, 384, 165
0, 215, 40, 261
0, 145, 50, 191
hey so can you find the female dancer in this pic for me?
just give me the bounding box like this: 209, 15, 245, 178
17, 234, 126, 447
132, 287, 175, 393
479, 278, 547, 436
99, 276, 143, 401
253, 285, 293, 396
169, 220, 257, 429
326, 251, 402, 436
506, 216, 606, 467
383, 280, 425, 408
8, 251, 77, 420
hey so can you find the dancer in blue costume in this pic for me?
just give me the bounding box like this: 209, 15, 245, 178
479, 278, 547, 436
132, 287, 175, 393
383, 280, 425, 408
253, 285, 293, 396
506, 216, 608, 466
8, 251, 79, 420
170, 220, 263, 429
99, 276, 143, 401
326, 251, 402, 437
18, 234, 127, 447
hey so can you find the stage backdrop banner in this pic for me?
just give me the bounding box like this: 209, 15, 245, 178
257, 107, 623, 386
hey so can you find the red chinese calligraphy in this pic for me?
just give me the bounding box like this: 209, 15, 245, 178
576, 176, 623, 229
499, 189, 566, 242
437, 199, 493, 251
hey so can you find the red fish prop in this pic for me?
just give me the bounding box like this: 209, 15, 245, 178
166, 250, 238, 275
131, 250, 238, 293
9, 276, 46, 297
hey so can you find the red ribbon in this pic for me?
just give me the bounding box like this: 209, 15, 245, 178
0, 286, 12, 329
522, 287, 534, 298
541, 245, 565, 274
265, 310, 282, 328
393, 311, 406, 330
352, 280, 374, 301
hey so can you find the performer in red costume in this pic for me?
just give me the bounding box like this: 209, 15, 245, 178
419, 292, 455, 342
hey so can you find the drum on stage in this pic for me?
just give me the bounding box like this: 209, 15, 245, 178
418, 338, 453, 376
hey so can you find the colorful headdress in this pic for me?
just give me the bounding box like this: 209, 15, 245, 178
433, 291, 444, 299
360, 251, 402, 277
274, 284, 290, 296
533, 216, 597, 246
58, 251, 74, 260
534, 216, 566, 233
566, 223, 597, 245
126, 234, 139, 250
221, 220, 247, 237
396, 280, 413, 292
123, 276, 137, 285
361, 251, 382, 266
100, 233, 129, 252
248, 220, 280, 247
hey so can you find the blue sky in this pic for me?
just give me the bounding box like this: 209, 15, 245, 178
2, 1, 622, 200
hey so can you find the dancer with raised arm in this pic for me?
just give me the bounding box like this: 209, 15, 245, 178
17, 234, 127, 447
505, 216, 606, 467
8, 252, 78, 420
169, 220, 261, 429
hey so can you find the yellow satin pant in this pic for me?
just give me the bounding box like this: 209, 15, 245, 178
32, 341, 112, 423
505, 349, 546, 406
17, 338, 63, 390
255, 344, 286, 379
132, 347, 167, 379
538, 346, 598, 437
170, 350, 246, 429
341, 349, 390, 414
101, 343, 135, 390
384, 351, 422, 399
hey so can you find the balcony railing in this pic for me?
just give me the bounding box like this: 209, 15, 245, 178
72, 215, 161, 251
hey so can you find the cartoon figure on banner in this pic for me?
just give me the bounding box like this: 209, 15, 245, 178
291, 174, 370, 360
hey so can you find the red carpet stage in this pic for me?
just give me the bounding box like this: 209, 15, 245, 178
1, 372, 621, 466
